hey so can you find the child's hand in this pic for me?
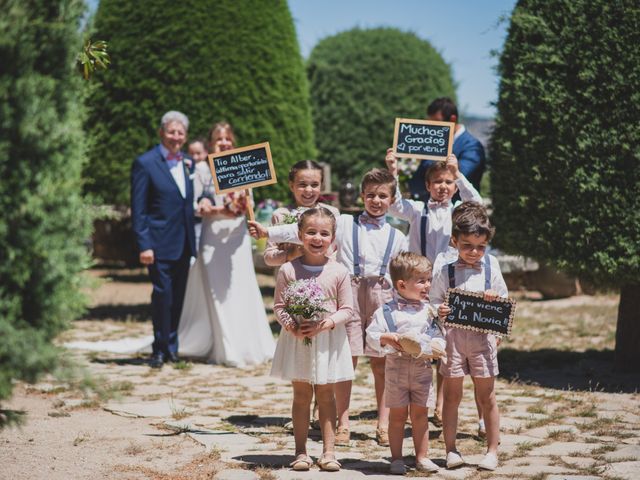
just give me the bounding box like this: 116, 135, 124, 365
247, 221, 268, 239
299, 319, 322, 338
286, 244, 303, 261
380, 332, 402, 351
288, 324, 307, 339
483, 289, 499, 302
446, 154, 459, 178
385, 148, 399, 177
438, 303, 451, 321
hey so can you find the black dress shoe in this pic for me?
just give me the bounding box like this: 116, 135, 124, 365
149, 352, 165, 369
166, 352, 179, 363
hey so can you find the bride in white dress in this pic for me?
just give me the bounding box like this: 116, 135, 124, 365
177, 122, 275, 366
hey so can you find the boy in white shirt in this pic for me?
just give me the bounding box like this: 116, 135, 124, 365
248, 168, 407, 447
366, 252, 445, 475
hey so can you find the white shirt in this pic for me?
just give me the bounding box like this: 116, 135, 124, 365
429, 254, 508, 309
366, 298, 443, 355
389, 175, 481, 263
160, 144, 186, 198
267, 213, 408, 284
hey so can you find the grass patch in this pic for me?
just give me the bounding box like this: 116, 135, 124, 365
546, 429, 576, 441
171, 360, 193, 371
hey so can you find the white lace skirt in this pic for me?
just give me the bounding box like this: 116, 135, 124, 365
270, 323, 355, 385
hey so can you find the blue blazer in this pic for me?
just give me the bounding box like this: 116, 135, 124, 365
131, 145, 197, 261
409, 129, 486, 200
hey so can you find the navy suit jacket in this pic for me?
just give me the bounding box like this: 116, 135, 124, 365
131, 145, 197, 261
409, 128, 486, 201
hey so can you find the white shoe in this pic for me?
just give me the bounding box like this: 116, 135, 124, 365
389, 459, 406, 475
416, 458, 439, 472
478, 452, 498, 470
446, 451, 464, 469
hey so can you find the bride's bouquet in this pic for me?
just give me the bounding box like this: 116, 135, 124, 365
283, 278, 329, 346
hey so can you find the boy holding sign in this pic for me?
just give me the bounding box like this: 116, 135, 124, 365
429, 202, 508, 471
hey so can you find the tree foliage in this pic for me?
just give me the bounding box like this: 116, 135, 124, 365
307, 27, 456, 186
490, 0, 640, 285
0, 0, 90, 419
85, 0, 315, 204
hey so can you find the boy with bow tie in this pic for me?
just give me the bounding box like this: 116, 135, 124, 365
366, 252, 446, 475
248, 168, 407, 447
430, 201, 508, 471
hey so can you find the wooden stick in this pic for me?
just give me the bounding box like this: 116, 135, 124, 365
245, 188, 255, 222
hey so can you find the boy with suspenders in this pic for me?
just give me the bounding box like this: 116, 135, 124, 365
366, 252, 446, 475
250, 168, 407, 446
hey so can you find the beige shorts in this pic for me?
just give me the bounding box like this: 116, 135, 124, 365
385, 355, 435, 409
345, 276, 393, 356
439, 328, 499, 378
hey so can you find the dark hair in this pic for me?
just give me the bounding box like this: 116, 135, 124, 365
423, 161, 456, 183
288, 160, 324, 182
360, 168, 397, 193
451, 201, 494, 241
427, 97, 458, 122
208, 121, 236, 150
389, 252, 432, 289
298, 206, 337, 234
188, 137, 209, 151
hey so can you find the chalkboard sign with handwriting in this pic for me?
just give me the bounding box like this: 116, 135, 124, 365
208, 142, 277, 194
393, 118, 455, 161
444, 288, 516, 336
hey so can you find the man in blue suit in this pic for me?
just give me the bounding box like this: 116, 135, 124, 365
409, 97, 486, 201
131, 111, 197, 368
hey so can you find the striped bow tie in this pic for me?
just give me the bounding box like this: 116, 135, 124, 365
397, 298, 424, 311
454, 260, 482, 271
359, 212, 385, 227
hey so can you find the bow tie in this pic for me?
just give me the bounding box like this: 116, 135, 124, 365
359, 212, 386, 227
397, 297, 424, 311
427, 199, 450, 209
166, 152, 183, 162
454, 259, 483, 271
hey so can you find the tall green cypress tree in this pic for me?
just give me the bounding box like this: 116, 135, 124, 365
85, 0, 315, 204
490, 0, 640, 370
307, 27, 456, 185
0, 0, 90, 420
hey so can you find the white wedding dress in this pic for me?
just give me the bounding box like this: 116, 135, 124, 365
66, 162, 275, 367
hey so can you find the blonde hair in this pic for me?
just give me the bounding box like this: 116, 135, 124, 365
389, 252, 432, 289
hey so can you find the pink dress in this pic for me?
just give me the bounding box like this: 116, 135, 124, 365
270, 258, 355, 384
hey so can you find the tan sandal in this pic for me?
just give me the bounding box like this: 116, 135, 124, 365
290, 454, 313, 471
317, 453, 341, 472
376, 427, 389, 446
335, 426, 350, 446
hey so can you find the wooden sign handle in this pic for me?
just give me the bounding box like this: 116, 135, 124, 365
245, 188, 255, 222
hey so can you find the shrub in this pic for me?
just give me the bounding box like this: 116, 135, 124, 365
0, 0, 90, 423
490, 0, 640, 369
85, 0, 315, 204
307, 27, 456, 186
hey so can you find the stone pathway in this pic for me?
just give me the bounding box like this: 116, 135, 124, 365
16, 349, 636, 480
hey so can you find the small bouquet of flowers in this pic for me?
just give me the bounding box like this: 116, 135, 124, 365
282, 278, 329, 345
224, 191, 248, 216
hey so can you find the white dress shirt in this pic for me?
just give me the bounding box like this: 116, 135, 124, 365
160, 144, 186, 198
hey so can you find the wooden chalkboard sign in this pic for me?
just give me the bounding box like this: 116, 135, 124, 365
444, 288, 516, 336
208, 142, 277, 194
393, 118, 455, 161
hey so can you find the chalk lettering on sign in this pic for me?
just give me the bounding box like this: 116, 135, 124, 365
393, 118, 455, 161
444, 288, 516, 336
207, 142, 277, 195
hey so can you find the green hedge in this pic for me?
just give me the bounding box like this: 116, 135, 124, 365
0, 0, 90, 416
85, 0, 315, 204
307, 27, 456, 186
490, 0, 640, 285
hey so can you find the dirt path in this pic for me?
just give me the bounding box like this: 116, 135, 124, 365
1, 267, 639, 479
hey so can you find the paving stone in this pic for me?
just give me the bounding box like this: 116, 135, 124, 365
497, 465, 575, 475
547, 476, 600, 480
499, 433, 543, 449
604, 444, 640, 461
104, 399, 190, 418
560, 456, 596, 468
525, 425, 580, 439
214, 469, 258, 480
598, 460, 640, 480
529, 442, 595, 456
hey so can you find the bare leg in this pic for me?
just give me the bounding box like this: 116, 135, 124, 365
388, 406, 408, 461
336, 356, 358, 429
442, 376, 464, 453
291, 381, 313, 456
410, 405, 430, 462
435, 363, 443, 422
315, 383, 337, 455
472, 377, 499, 453
370, 356, 389, 429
